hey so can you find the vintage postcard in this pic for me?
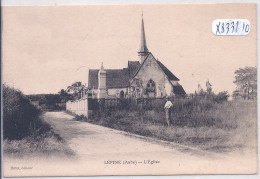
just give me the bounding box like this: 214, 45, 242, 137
2, 3, 257, 177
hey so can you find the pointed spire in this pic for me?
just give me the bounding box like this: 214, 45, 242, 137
138, 12, 149, 64
140, 12, 148, 52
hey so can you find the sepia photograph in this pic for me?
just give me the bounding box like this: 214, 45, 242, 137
2, 3, 258, 177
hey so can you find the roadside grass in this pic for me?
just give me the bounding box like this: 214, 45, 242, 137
73, 99, 257, 153
3, 116, 74, 158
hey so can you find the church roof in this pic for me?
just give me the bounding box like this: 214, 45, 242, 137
172, 85, 186, 96
88, 70, 99, 89
156, 60, 179, 81
88, 69, 129, 89
133, 53, 180, 81
128, 61, 141, 78
88, 61, 140, 89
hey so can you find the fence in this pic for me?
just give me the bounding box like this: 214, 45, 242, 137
66, 97, 184, 118
87, 97, 168, 111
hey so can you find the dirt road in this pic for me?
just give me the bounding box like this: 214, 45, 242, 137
4, 112, 257, 176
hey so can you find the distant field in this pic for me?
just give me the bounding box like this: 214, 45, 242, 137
76, 99, 257, 153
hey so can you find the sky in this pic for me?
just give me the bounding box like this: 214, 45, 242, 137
2, 4, 257, 95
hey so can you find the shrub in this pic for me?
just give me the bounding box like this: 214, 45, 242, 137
213, 91, 229, 103
3, 84, 42, 140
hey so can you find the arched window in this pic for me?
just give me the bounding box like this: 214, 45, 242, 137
146, 79, 156, 97
147, 79, 155, 88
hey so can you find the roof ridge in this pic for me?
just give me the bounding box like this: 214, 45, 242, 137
131, 52, 152, 78
156, 60, 179, 81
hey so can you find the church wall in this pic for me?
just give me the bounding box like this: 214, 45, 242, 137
133, 54, 173, 97
107, 88, 128, 98
165, 79, 173, 96
89, 88, 128, 98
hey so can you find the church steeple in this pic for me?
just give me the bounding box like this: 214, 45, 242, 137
138, 12, 149, 64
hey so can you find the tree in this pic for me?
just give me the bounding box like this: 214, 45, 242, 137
232, 90, 241, 99
213, 91, 229, 103
65, 81, 88, 100
58, 89, 73, 102
233, 66, 257, 100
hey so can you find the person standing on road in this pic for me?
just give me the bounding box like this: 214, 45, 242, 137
164, 97, 173, 126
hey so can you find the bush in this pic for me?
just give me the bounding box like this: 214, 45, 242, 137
3, 84, 42, 140
213, 91, 229, 103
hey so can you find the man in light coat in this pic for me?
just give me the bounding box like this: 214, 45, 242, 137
164, 97, 173, 126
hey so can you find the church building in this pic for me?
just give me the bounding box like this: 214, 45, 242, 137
88, 15, 186, 99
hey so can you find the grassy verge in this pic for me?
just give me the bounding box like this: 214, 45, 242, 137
74, 100, 257, 153
3, 114, 74, 158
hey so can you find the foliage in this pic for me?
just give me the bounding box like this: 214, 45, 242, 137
59, 89, 73, 102
194, 90, 229, 102
65, 81, 88, 100
212, 91, 229, 103
233, 66, 257, 100
3, 84, 45, 140
27, 94, 67, 111
232, 90, 240, 99
27, 81, 90, 112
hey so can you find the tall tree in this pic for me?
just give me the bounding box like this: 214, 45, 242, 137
65, 81, 88, 100
233, 66, 257, 100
